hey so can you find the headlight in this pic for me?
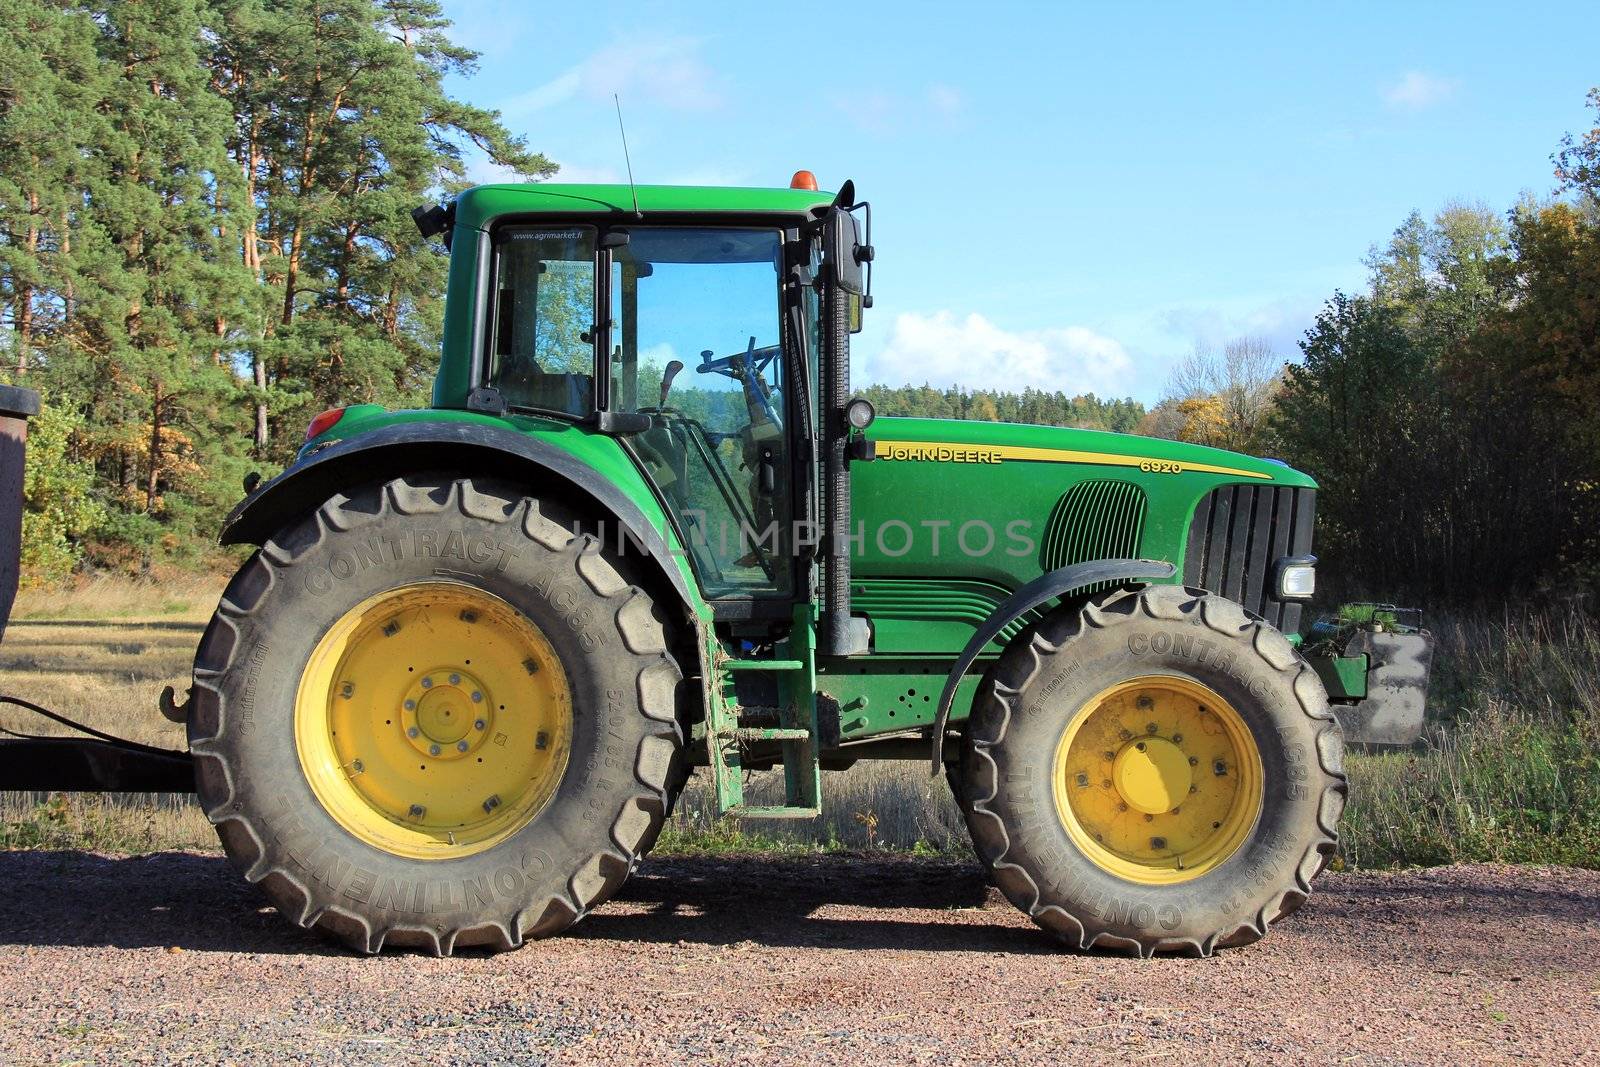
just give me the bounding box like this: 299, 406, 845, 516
1274, 555, 1317, 600
845, 396, 876, 430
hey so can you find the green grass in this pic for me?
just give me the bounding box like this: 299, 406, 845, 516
1336, 610, 1600, 869
3, 578, 1598, 869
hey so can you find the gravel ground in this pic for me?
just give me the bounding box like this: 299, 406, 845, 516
0, 851, 1596, 1065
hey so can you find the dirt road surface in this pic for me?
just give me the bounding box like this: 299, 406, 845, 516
0, 851, 1595, 1065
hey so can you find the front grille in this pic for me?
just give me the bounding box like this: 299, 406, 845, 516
1183, 484, 1315, 633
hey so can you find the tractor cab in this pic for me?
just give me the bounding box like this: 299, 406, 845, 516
480, 222, 804, 598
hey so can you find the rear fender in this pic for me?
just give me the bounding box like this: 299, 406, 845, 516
224, 421, 695, 605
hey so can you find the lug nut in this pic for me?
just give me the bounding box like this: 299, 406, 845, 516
471, 691, 483, 703
408, 804, 425, 818
1118, 802, 1128, 812
429, 744, 441, 756
1144, 813, 1154, 822
1189, 756, 1198, 766
449, 673, 461, 685
1136, 695, 1154, 710
1172, 733, 1183, 743
1214, 759, 1228, 776
1075, 772, 1089, 787
535, 731, 549, 750
404, 699, 416, 711
457, 740, 469, 752
1147, 722, 1158, 734
421, 677, 433, 689
482, 794, 501, 813
522, 658, 539, 675
340, 681, 354, 699
407, 727, 420, 738
1119, 728, 1132, 740
474, 719, 486, 731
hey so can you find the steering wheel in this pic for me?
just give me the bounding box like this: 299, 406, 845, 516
697, 336, 780, 379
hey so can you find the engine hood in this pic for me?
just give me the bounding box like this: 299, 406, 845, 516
867, 416, 1316, 489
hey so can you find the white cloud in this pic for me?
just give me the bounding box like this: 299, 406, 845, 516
501, 37, 722, 118
862, 311, 1135, 396
1383, 71, 1459, 111
927, 84, 964, 121
831, 83, 967, 134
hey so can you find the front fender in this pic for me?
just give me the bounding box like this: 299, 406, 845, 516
222, 420, 699, 612
929, 558, 1178, 771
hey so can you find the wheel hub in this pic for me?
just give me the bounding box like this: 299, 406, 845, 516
294, 583, 572, 859
403, 669, 490, 759
1112, 735, 1191, 815
1051, 675, 1263, 885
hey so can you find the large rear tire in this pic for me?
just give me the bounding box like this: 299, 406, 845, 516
960, 584, 1345, 956
188, 475, 682, 955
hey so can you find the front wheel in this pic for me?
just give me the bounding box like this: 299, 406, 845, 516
188, 475, 683, 955
960, 584, 1345, 956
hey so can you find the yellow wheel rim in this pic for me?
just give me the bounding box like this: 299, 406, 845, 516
295, 582, 573, 860
1051, 675, 1263, 885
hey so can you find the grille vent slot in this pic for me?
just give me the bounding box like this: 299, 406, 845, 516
1040, 480, 1147, 573
1183, 484, 1316, 633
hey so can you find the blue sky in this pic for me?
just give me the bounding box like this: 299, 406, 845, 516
440, 1, 1599, 404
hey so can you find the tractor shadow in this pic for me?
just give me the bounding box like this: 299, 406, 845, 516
0, 850, 341, 956
584, 852, 1054, 954
0, 848, 1037, 956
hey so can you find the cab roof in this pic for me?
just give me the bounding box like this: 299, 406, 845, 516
455, 183, 834, 231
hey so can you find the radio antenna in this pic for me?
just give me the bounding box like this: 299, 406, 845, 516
613, 93, 642, 219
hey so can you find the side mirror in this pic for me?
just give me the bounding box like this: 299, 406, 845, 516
822, 207, 864, 296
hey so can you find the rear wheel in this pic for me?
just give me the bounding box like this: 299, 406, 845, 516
960, 584, 1345, 956
189, 475, 683, 955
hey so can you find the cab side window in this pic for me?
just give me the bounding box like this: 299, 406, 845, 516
486, 227, 596, 416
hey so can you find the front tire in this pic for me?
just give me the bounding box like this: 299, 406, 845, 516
960, 584, 1345, 956
188, 475, 683, 955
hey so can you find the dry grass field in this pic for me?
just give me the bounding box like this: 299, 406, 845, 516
0, 579, 217, 850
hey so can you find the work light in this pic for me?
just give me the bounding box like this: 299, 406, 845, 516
1274, 556, 1317, 600
846, 397, 876, 430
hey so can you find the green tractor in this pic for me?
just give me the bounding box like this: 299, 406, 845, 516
141, 176, 1424, 956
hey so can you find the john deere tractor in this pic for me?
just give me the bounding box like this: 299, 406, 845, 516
0, 176, 1430, 956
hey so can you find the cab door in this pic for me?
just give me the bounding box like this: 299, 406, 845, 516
604, 225, 800, 608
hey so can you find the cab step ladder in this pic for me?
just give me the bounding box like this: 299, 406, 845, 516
706, 605, 821, 819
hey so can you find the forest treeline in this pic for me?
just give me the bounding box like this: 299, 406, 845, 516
2, 6, 1597, 608
0, 0, 545, 576
1149, 91, 1600, 606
